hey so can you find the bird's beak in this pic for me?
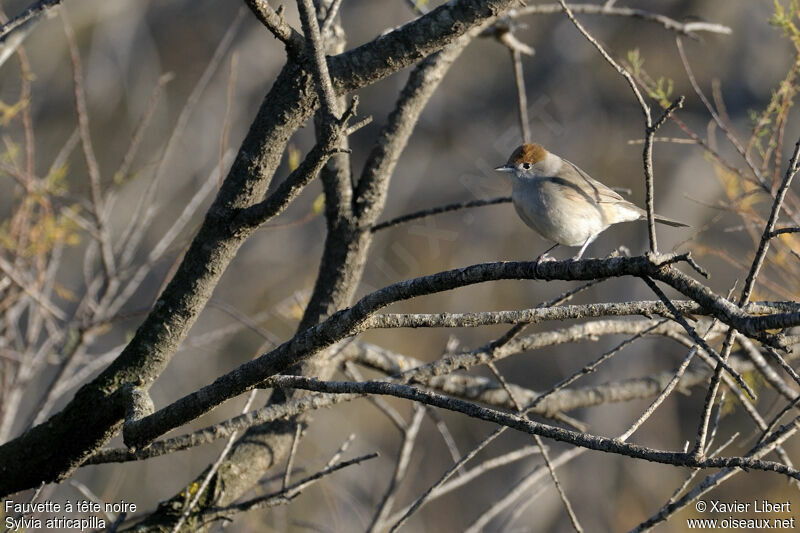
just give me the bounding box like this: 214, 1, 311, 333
494, 165, 513, 173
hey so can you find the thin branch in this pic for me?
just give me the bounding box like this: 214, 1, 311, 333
244, 0, 304, 56
325, 433, 356, 468
511, 47, 531, 143
391, 426, 505, 532
297, 0, 339, 118
738, 335, 797, 400
62, 11, 115, 280
169, 390, 259, 533
641, 277, 754, 399
556, 0, 650, 121
368, 406, 424, 532
739, 139, 800, 305
87, 391, 356, 465
113, 73, 174, 184
0, 256, 66, 321
424, 407, 462, 469
630, 419, 800, 532
266, 375, 800, 480
620, 345, 698, 442
524, 321, 665, 412
643, 97, 684, 252
0, 0, 60, 68
770, 226, 800, 237
676, 37, 766, 187
387, 437, 540, 529
371, 197, 511, 232
114, 7, 246, 272
354, 26, 486, 225
344, 362, 407, 432
199, 453, 379, 522
320, 0, 344, 35
686, 140, 800, 459
515, 4, 731, 37
233, 98, 365, 230
536, 433, 584, 532
367, 301, 699, 330
282, 423, 303, 491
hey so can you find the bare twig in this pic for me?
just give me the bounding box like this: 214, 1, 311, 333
515, 4, 731, 37
372, 196, 511, 232
266, 375, 800, 480
283, 423, 303, 491
170, 389, 259, 533
631, 420, 800, 532
643, 97, 684, 251
512, 47, 530, 143
641, 278, 755, 399
113, 73, 174, 184
233, 98, 364, 230
770, 226, 800, 237
199, 452, 379, 521
368, 405, 425, 532
244, 0, 304, 56
297, 0, 340, 118
557, 0, 688, 254
62, 11, 115, 280
387, 439, 541, 529
676, 37, 766, 187
345, 362, 407, 432
115, 7, 246, 273
739, 139, 800, 305
556, 0, 650, 119
390, 426, 506, 532
320, 0, 344, 36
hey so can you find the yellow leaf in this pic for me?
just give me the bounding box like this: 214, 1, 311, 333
53, 283, 77, 302
288, 144, 301, 172
312, 193, 325, 215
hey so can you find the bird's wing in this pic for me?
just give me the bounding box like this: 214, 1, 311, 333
558, 159, 646, 224
559, 159, 688, 227
561, 159, 631, 205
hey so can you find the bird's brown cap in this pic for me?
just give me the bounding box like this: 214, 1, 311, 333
506, 143, 548, 166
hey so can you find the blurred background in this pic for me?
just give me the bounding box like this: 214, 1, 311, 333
1, 0, 799, 531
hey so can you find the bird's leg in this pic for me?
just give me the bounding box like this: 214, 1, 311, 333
573, 235, 597, 260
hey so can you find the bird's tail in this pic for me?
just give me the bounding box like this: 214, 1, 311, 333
653, 214, 689, 228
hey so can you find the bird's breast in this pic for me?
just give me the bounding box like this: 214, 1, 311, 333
511, 178, 608, 246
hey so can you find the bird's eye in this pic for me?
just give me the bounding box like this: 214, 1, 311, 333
522, 163, 531, 170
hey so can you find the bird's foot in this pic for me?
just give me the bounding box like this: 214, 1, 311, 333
535, 251, 557, 264
534, 251, 557, 276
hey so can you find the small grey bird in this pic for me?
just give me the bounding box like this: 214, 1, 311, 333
495, 143, 688, 259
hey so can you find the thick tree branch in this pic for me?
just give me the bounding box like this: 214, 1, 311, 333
121, 254, 795, 449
